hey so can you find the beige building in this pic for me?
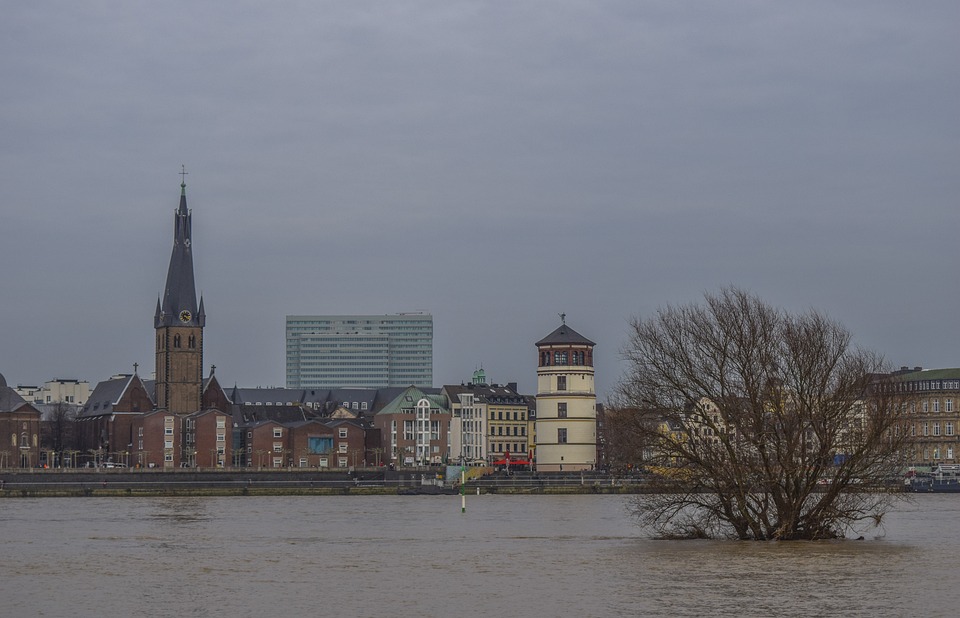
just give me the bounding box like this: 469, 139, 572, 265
15, 379, 89, 406
445, 370, 531, 466
534, 319, 596, 472
886, 367, 960, 467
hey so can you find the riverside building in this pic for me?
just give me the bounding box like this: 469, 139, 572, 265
285, 314, 433, 389
534, 317, 597, 472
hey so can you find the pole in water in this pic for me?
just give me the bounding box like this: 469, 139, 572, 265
460, 467, 466, 513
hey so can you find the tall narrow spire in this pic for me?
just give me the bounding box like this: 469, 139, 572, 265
156, 179, 199, 328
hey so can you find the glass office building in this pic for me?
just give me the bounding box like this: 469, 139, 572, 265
285, 314, 433, 389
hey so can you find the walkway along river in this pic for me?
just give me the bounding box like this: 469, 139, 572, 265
0, 468, 641, 497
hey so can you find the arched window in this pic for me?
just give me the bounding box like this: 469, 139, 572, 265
188, 335, 196, 349
174, 334, 181, 348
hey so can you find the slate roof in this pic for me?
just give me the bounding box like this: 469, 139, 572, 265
234, 403, 311, 425
0, 372, 31, 412
535, 323, 595, 347
231, 387, 305, 406
79, 375, 135, 418
156, 184, 203, 328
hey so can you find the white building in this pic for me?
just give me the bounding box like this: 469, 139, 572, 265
15, 378, 89, 406
534, 319, 596, 472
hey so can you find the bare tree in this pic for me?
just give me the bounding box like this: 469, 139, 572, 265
616, 287, 909, 540
41, 402, 78, 467
600, 406, 654, 473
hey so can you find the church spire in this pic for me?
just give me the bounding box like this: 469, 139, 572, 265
157, 176, 199, 328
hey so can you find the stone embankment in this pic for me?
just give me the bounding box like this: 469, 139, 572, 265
0, 469, 648, 498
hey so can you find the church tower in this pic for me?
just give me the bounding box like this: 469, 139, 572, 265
534, 316, 596, 472
154, 175, 205, 414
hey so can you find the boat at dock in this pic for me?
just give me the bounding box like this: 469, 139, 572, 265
905, 464, 960, 493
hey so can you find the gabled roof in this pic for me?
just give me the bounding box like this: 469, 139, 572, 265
79, 374, 147, 418
535, 323, 595, 347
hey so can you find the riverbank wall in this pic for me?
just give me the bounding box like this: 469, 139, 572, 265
0, 469, 647, 498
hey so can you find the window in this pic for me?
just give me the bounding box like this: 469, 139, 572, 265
948, 399, 954, 413
299, 458, 308, 468
164, 440, 173, 448
339, 428, 348, 438
273, 442, 283, 453
947, 422, 955, 436
558, 402, 567, 418
923, 422, 929, 436
557, 376, 567, 391
217, 433, 225, 442
338, 458, 348, 468
273, 428, 283, 438
934, 400, 940, 413
273, 457, 283, 468
165, 427, 174, 435
309, 437, 333, 453
338, 443, 348, 453
923, 401, 929, 413
138, 427, 144, 437
558, 428, 568, 444
319, 457, 329, 468
934, 422, 941, 436
164, 454, 173, 462
554, 351, 568, 365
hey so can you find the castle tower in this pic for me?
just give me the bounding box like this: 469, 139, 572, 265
534, 316, 596, 472
154, 177, 205, 414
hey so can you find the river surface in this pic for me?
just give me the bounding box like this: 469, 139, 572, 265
1, 494, 957, 617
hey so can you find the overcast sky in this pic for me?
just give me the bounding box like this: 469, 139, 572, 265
2, 2, 958, 397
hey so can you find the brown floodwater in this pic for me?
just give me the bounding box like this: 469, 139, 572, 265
1, 494, 955, 617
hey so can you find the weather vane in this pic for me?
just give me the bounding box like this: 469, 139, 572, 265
559, 312, 566, 324
180, 164, 188, 186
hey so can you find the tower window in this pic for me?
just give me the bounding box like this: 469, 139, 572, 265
558, 428, 568, 444
174, 334, 181, 348
558, 402, 567, 418
188, 335, 196, 349
557, 376, 567, 391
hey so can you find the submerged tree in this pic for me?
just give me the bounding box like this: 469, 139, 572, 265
615, 287, 908, 540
